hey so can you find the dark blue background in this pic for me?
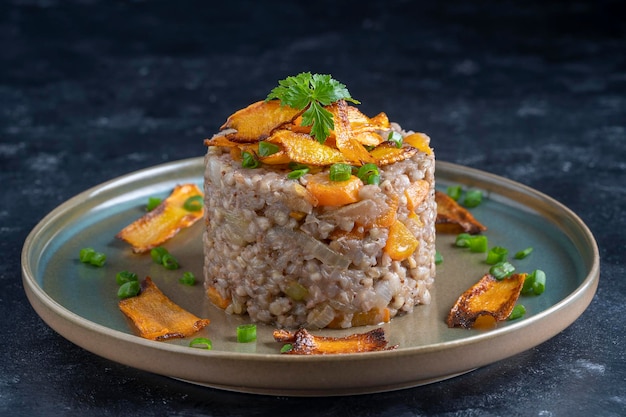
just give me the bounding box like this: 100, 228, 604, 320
2, 1, 625, 416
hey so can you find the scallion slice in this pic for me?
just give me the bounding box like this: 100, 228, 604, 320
463, 189, 483, 208
486, 246, 508, 264
236, 324, 257, 343
287, 167, 309, 180
161, 253, 180, 270
455, 233, 487, 252
356, 163, 380, 185
435, 251, 443, 265
116, 270, 138, 286
489, 261, 515, 280
531, 269, 546, 295
150, 247, 168, 264
280, 343, 293, 353
446, 185, 462, 201
258, 141, 280, 157
329, 163, 352, 182
241, 151, 259, 168
146, 197, 162, 211
514, 247, 534, 259
79, 247, 96, 263
179, 271, 196, 286
117, 280, 140, 299
189, 337, 213, 350
387, 131, 403, 148
183, 195, 203, 212
508, 304, 526, 321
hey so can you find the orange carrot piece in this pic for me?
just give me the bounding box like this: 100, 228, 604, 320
273, 327, 396, 354
119, 277, 210, 341
403, 132, 432, 155
384, 218, 419, 261
446, 273, 526, 329
221, 100, 302, 142
116, 183, 204, 253
206, 285, 231, 310
305, 172, 363, 207
266, 130, 345, 166
331, 100, 375, 166
404, 180, 430, 211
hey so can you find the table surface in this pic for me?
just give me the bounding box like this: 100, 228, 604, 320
2, 1, 625, 416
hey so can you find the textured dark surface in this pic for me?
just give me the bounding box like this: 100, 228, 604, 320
2, 0, 625, 416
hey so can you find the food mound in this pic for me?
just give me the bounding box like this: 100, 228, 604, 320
202, 73, 436, 329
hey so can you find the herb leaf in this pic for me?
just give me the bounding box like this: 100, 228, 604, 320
265, 72, 359, 143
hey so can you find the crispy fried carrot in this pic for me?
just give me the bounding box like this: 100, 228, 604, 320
369, 143, 418, 165
273, 327, 396, 354
403, 132, 432, 155
221, 100, 303, 142
266, 130, 345, 166
119, 277, 210, 340
435, 190, 487, 234
446, 273, 526, 329
331, 100, 375, 166
116, 184, 204, 253
206, 285, 231, 310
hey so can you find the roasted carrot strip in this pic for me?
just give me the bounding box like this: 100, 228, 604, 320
435, 190, 487, 234
446, 273, 526, 329
369, 143, 418, 166
119, 277, 210, 340
273, 327, 396, 354
305, 172, 363, 207
331, 100, 375, 166
220, 100, 302, 142
266, 130, 345, 166
116, 184, 204, 253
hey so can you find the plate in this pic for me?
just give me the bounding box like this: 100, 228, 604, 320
22, 158, 599, 396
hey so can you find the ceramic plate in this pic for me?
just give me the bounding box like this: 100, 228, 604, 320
22, 158, 599, 396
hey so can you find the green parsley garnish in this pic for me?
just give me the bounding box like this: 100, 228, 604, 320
265, 72, 360, 143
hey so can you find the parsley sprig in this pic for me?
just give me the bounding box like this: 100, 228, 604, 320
265, 72, 360, 143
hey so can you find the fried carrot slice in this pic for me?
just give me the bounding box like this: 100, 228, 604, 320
369, 143, 418, 165
221, 100, 303, 142
435, 190, 487, 234
446, 273, 526, 329
266, 130, 345, 166
116, 184, 204, 253
119, 277, 210, 340
273, 327, 396, 354
403, 132, 433, 155
331, 100, 375, 166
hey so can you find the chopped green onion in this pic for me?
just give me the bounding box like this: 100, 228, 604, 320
150, 247, 169, 264
287, 167, 309, 180
116, 270, 138, 286
79, 247, 106, 267
486, 246, 508, 264
489, 261, 515, 280
455, 233, 487, 252
117, 280, 140, 299
387, 131, 403, 148
280, 343, 293, 353
508, 304, 526, 321
463, 189, 483, 208
258, 141, 280, 157
329, 163, 352, 182
532, 269, 546, 295
241, 151, 260, 168
161, 253, 180, 270
183, 195, 203, 212
356, 163, 380, 185
146, 197, 162, 211
446, 185, 462, 201
514, 247, 534, 259
454, 233, 472, 247
236, 324, 257, 343
79, 247, 95, 263
522, 269, 547, 295
189, 337, 213, 350
435, 251, 443, 265
179, 271, 196, 286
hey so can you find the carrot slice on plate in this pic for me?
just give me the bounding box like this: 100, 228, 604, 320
119, 277, 210, 340
116, 183, 204, 253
